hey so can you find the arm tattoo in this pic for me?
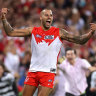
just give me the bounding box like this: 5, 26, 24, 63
2, 19, 32, 37
2, 19, 14, 35
60, 29, 95, 45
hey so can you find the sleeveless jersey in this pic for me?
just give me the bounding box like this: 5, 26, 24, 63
29, 26, 62, 73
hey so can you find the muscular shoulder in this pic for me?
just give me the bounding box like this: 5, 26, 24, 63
59, 28, 68, 39
31, 27, 41, 34
23, 27, 34, 36
49, 26, 59, 34
51, 26, 59, 30
26, 27, 33, 33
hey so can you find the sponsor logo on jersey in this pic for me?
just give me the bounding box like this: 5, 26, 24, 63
48, 79, 52, 82
50, 68, 56, 72
36, 34, 42, 38
44, 35, 54, 39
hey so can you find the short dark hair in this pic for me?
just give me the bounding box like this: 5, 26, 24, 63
65, 47, 76, 55
42, 8, 52, 11
40, 9, 52, 15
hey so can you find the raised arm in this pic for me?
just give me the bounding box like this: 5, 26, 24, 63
88, 67, 96, 72
1, 8, 32, 37
59, 28, 95, 45
90, 23, 96, 31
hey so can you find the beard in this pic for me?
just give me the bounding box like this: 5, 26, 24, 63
42, 20, 51, 30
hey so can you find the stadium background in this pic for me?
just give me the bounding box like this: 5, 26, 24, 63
0, 0, 96, 96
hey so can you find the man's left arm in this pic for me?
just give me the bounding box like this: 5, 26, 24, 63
82, 59, 96, 72
88, 67, 96, 72
59, 28, 95, 45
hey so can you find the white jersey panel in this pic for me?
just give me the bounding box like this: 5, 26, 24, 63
29, 34, 62, 73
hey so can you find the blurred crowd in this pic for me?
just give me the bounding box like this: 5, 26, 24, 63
0, 0, 96, 96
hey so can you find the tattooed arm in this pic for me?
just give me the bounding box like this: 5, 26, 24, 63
2, 19, 32, 37
59, 28, 95, 45
1, 8, 32, 37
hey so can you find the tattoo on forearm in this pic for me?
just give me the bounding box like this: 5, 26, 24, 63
1, 18, 32, 37
2, 19, 13, 35
60, 29, 94, 44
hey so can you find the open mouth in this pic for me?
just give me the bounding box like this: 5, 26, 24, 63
46, 20, 51, 25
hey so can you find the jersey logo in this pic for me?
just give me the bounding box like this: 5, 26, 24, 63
36, 34, 42, 38
50, 68, 56, 72
48, 79, 52, 82
44, 35, 54, 40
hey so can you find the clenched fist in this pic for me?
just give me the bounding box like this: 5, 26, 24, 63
1, 8, 9, 20
90, 23, 96, 31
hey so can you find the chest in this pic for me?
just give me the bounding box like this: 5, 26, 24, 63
65, 62, 82, 77
32, 30, 59, 45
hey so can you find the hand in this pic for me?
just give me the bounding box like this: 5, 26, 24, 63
90, 23, 96, 31
1, 8, 9, 20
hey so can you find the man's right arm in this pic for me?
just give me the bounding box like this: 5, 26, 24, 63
57, 63, 65, 73
1, 8, 32, 37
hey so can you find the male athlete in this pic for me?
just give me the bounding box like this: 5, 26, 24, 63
1, 8, 95, 96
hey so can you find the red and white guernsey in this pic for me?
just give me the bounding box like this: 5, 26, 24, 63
29, 26, 62, 73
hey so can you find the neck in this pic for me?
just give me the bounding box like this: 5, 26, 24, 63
41, 24, 51, 31
68, 59, 75, 65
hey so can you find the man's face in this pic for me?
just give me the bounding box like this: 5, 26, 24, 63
40, 10, 53, 29
66, 50, 76, 61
